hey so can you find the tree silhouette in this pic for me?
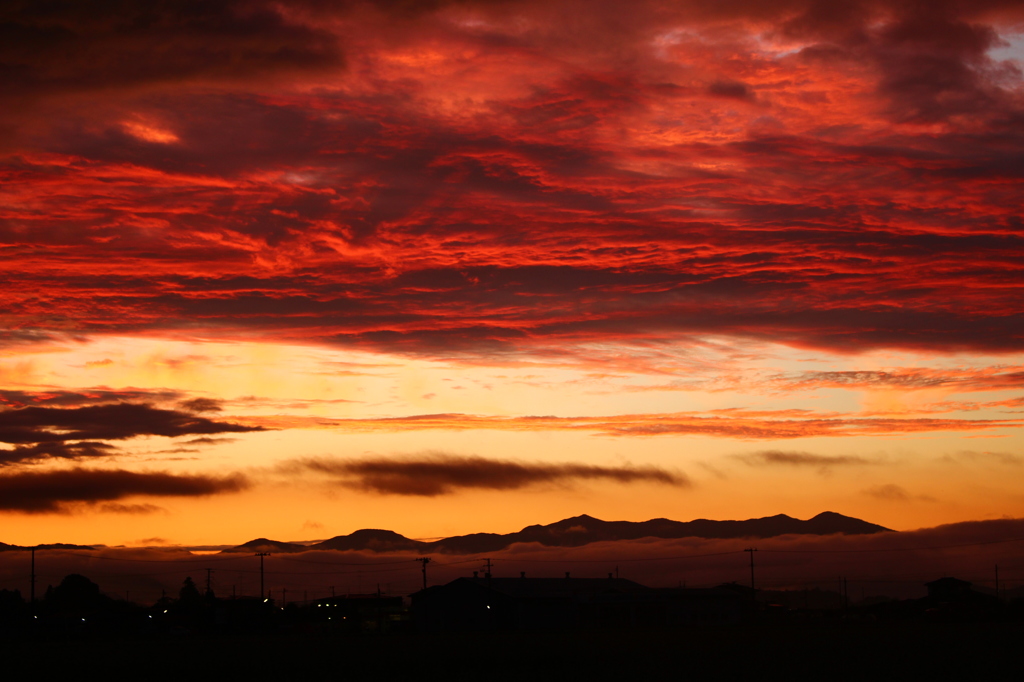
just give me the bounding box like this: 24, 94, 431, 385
179, 576, 202, 605
47, 574, 104, 610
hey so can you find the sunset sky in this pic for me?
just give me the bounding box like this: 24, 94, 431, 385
2, 0, 1023, 548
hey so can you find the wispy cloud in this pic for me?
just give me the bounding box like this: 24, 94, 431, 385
942, 450, 1024, 466
767, 368, 1024, 394
182, 437, 238, 446
0, 388, 185, 409
740, 450, 874, 466
236, 411, 1023, 439
863, 484, 912, 501
738, 450, 876, 473
0, 441, 117, 467
862, 483, 937, 503
98, 502, 168, 515
178, 398, 223, 413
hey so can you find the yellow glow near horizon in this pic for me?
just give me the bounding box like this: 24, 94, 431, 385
1, 334, 1023, 546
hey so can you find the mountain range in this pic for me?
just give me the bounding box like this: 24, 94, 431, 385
226, 511, 892, 555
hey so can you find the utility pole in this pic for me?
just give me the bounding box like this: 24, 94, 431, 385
205, 568, 214, 598
417, 557, 431, 590
255, 552, 270, 599
744, 548, 757, 595
30, 547, 36, 607
482, 558, 493, 587
996, 565, 1000, 599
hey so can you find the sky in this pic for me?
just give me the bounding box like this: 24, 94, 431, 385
1, 0, 1024, 549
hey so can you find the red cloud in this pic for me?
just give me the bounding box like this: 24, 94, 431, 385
0, 0, 1021, 356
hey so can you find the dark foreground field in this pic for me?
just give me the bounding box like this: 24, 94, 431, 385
4, 621, 1022, 679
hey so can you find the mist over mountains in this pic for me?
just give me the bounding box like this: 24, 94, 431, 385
3, 515, 1021, 606
227, 512, 891, 555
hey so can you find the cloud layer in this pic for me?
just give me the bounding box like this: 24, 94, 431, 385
0, 0, 1021, 357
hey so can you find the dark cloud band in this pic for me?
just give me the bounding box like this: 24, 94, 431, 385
0, 402, 262, 445
0, 468, 249, 513
286, 455, 689, 496
0, 441, 116, 467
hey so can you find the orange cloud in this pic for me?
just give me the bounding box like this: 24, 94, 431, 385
235, 410, 1023, 439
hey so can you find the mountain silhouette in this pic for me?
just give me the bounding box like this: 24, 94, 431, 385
314, 529, 425, 552
0, 542, 94, 552
225, 511, 891, 554
230, 537, 307, 553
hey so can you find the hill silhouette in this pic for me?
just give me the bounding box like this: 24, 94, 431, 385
0, 542, 94, 552
314, 529, 425, 552
230, 537, 307, 553
225, 511, 891, 554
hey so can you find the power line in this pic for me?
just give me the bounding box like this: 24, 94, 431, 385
277, 555, 414, 566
